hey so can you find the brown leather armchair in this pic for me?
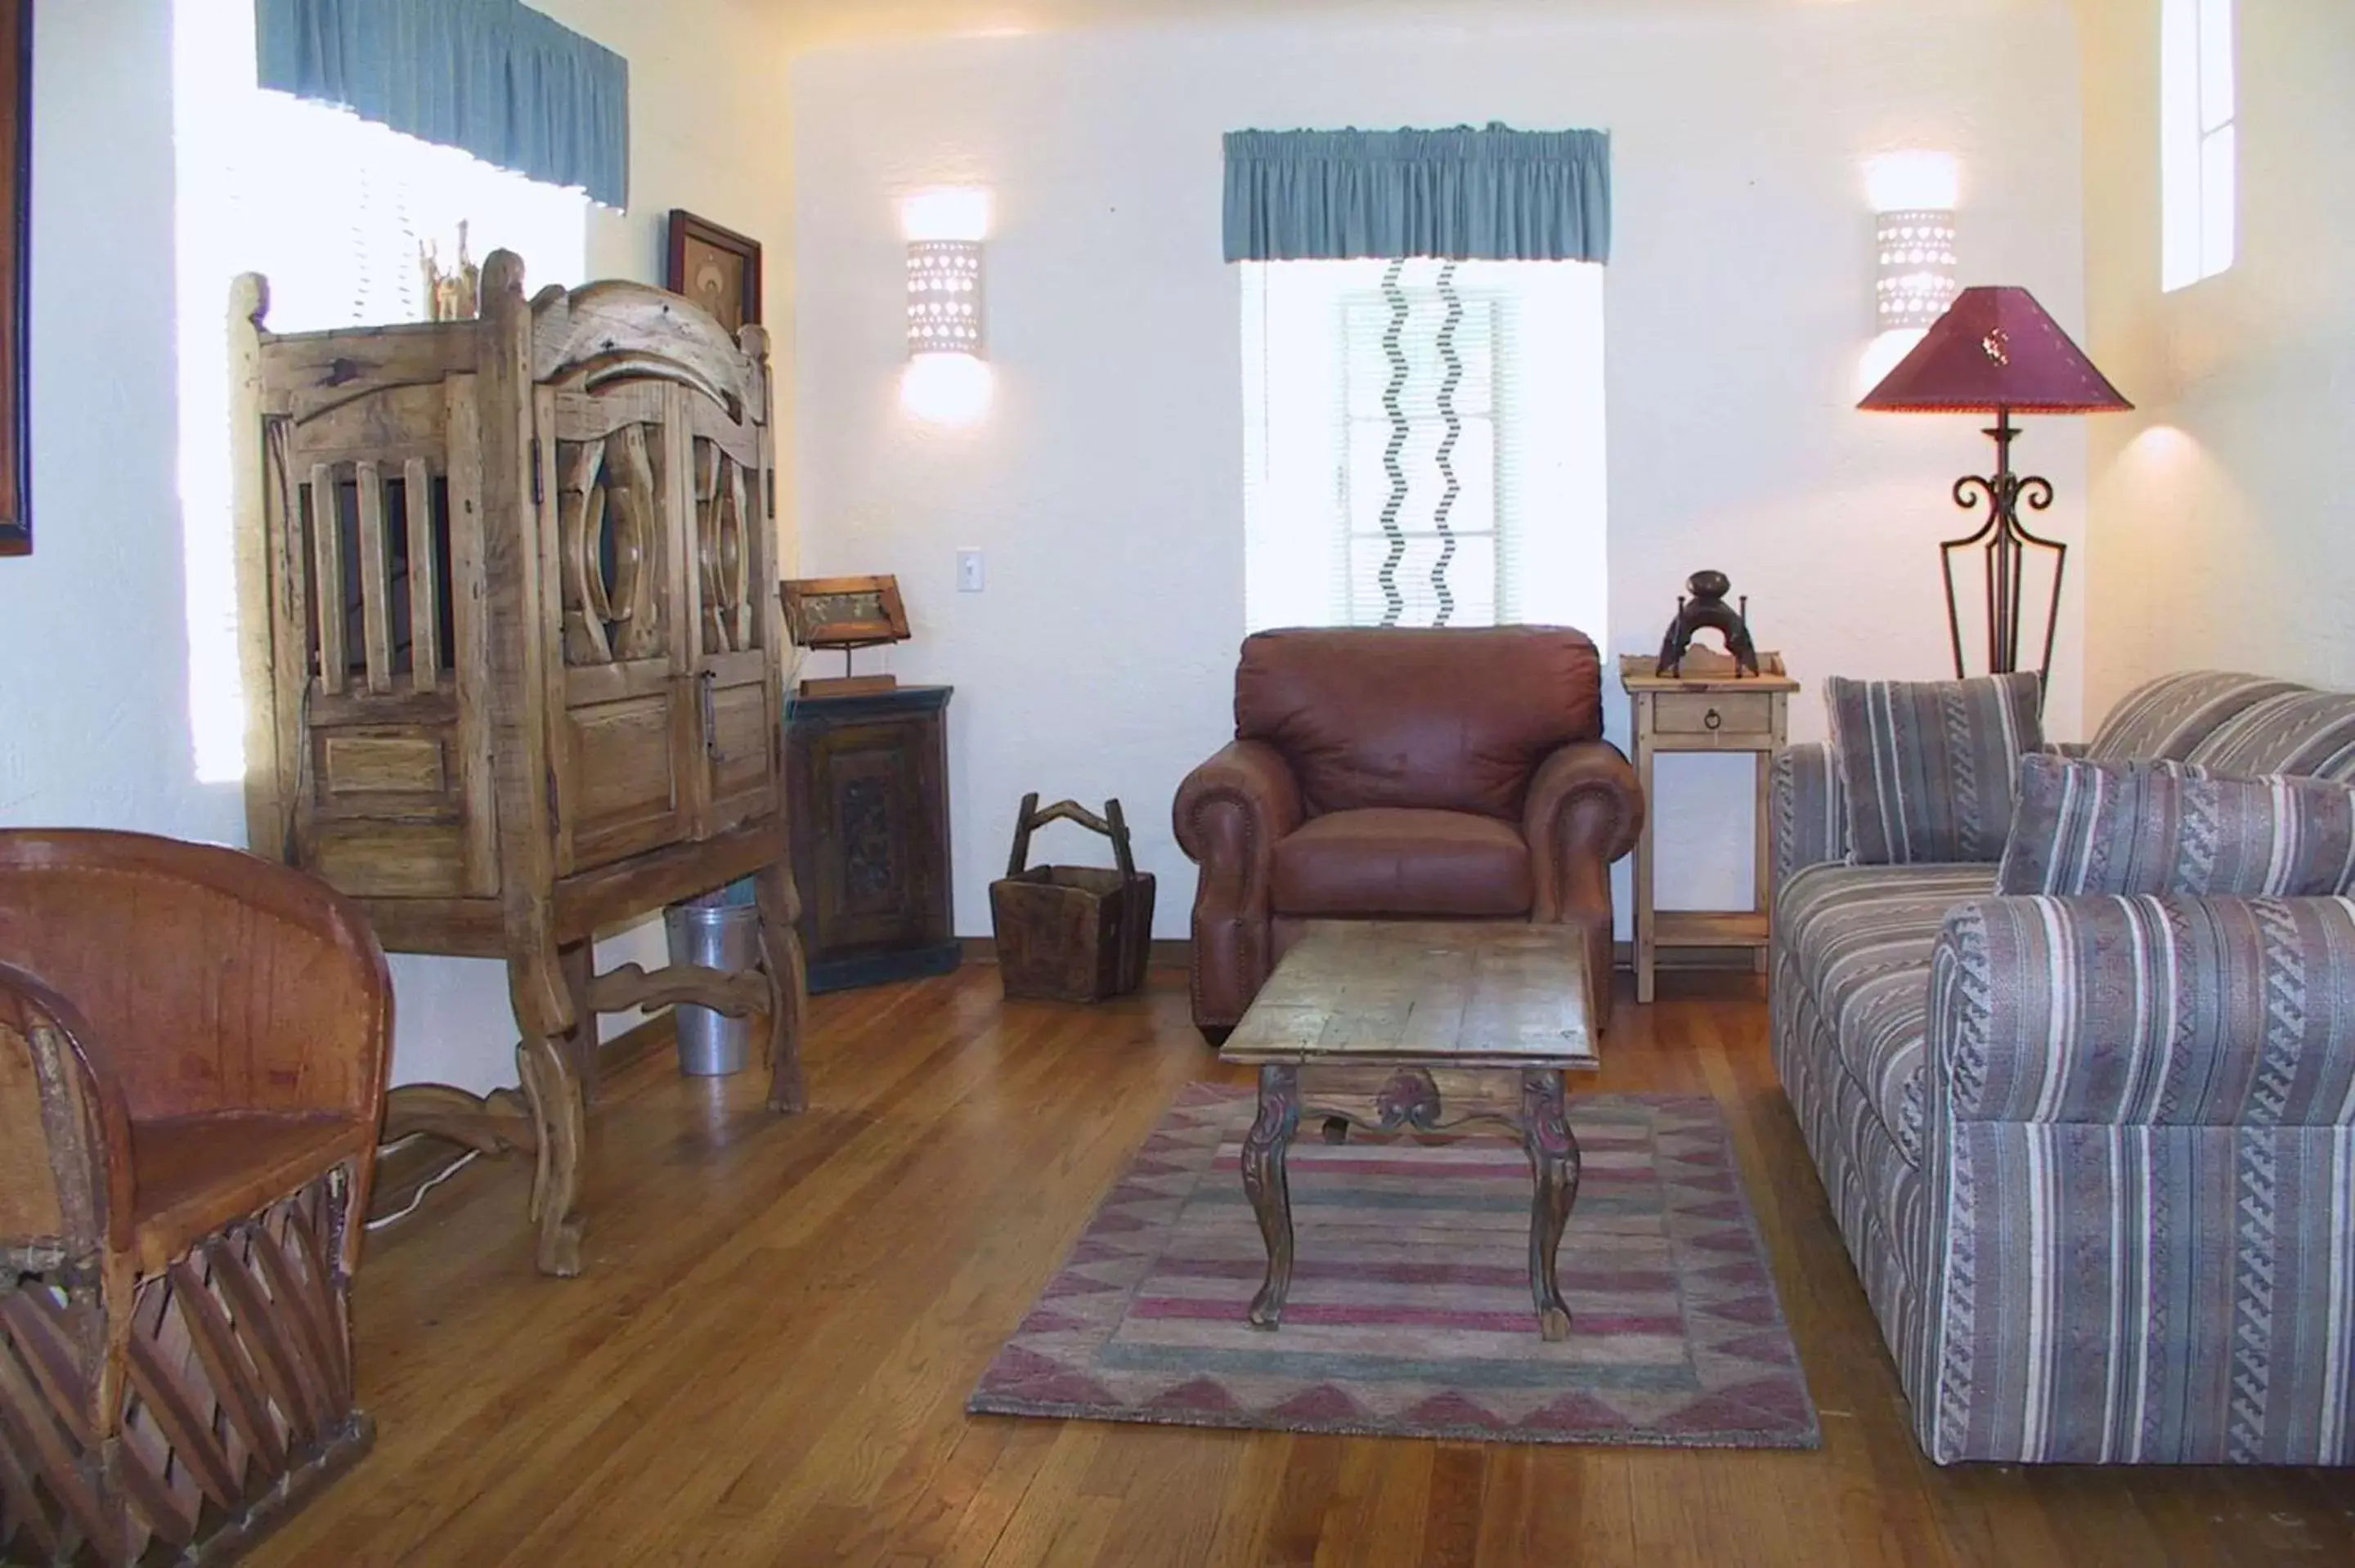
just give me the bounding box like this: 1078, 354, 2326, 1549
1173, 626, 1644, 1041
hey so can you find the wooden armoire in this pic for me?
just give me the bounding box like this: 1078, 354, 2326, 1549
229, 251, 806, 1276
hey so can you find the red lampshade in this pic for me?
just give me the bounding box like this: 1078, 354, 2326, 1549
1859, 285, 2131, 414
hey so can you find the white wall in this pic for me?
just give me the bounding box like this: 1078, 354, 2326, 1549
1, 0, 234, 842
791, 4, 2088, 939
2077, 0, 2355, 714
0, 0, 796, 1094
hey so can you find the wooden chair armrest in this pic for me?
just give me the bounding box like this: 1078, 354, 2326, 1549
0, 961, 137, 1262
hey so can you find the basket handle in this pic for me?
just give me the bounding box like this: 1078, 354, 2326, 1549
1005, 794, 1137, 880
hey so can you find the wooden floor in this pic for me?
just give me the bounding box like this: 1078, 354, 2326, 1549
249, 966, 2354, 1568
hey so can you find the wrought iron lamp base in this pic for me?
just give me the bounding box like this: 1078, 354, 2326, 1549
1940, 407, 2064, 680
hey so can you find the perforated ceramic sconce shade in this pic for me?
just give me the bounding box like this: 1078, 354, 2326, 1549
1875, 208, 1959, 332
907, 240, 985, 356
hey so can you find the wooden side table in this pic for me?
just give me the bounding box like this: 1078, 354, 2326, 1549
1618, 651, 1799, 1003
784, 684, 961, 992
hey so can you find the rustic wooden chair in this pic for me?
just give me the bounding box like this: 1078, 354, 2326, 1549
0, 829, 392, 1565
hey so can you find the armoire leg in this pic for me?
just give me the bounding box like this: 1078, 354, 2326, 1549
509, 939, 585, 1277
756, 857, 810, 1113
514, 1032, 585, 1276
558, 939, 599, 1104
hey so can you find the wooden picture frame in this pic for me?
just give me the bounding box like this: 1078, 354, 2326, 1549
0, 0, 29, 558
665, 209, 761, 338
779, 575, 911, 651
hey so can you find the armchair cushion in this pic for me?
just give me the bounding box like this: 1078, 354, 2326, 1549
1235, 626, 1603, 819
1998, 755, 2355, 897
1825, 672, 2043, 866
1271, 809, 1532, 918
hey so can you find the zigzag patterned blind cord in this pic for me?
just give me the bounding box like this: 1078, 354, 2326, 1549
1363, 259, 1483, 629
1240, 255, 1605, 638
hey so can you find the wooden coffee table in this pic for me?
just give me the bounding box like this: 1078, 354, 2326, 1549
1217, 921, 1599, 1341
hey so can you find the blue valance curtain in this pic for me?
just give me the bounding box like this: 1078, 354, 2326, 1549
256, 0, 630, 208
1223, 124, 1610, 264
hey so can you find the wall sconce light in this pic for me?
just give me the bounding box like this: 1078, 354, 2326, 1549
907, 240, 985, 354
899, 187, 993, 425
1875, 209, 1959, 332
1859, 151, 1961, 393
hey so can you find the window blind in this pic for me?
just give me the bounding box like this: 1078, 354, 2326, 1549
1240, 259, 1609, 640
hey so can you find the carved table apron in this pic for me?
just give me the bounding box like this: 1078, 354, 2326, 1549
1217, 921, 1599, 1342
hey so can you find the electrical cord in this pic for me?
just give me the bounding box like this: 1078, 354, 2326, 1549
364, 1148, 482, 1232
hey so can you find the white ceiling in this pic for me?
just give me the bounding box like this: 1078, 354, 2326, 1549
765, 0, 2051, 54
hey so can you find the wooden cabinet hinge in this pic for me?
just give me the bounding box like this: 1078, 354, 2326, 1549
530, 437, 544, 505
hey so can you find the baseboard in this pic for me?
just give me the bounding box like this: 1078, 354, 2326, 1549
959, 935, 1193, 970
954, 934, 1754, 974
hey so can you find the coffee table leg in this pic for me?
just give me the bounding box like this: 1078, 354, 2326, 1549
1522, 1068, 1581, 1342
1242, 1064, 1301, 1329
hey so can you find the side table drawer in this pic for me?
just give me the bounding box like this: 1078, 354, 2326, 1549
1651, 692, 1775, 739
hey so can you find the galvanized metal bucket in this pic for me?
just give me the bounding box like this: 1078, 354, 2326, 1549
664, 887, 760, 1076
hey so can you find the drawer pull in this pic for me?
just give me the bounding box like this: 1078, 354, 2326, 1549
1704, 707, 1722, 731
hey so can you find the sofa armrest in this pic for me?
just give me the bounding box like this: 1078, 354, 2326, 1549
1770, 742, 1848, 890
1525, 739, 1643, 921
1928, 893, 2355, 1127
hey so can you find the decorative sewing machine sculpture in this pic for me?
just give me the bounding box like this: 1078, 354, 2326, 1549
1657, 570, 1761, 679
230, 251, 808, 1276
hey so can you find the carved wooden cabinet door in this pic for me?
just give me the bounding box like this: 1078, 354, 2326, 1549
266, 351, 496, 903
539, 382, 697, 875
682, 383, 780, 842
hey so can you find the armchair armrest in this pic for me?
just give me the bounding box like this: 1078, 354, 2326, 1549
1174, 741, 1304, 1031
1928, 893, 2355, 1127
1174, 739, 1304, 870
0, 961, 136, 1263
1524, 739, 1643, 921
1770, 742, 1849, 890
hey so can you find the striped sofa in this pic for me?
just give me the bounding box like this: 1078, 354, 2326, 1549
1770, 670, 2355, 1465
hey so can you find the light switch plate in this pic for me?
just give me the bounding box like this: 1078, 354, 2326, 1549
957, 549, 985, 593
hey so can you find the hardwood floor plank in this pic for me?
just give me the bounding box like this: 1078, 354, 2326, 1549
233, 968, 2350, 1568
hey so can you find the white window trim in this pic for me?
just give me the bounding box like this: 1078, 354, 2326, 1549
2161, 0, 2236, 292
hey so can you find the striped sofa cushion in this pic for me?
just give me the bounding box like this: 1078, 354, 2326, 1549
1777, 862, 1997, 1167
2085, 670, 2303, 762
1826, 673, 2043, 865
2186, 689, 2355, 782
1998, 755, 2355, 897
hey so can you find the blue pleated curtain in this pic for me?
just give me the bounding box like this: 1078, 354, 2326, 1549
1223, 124, 1610, 263
255, 0, 630, 209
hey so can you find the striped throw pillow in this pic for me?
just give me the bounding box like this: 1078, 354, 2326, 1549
1997, 755, 2355, 896
1826, 672, 2044, 865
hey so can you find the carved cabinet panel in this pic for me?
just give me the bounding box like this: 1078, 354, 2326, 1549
786, 686, 958, 992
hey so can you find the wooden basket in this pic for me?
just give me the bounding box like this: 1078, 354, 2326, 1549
989, 794, 1156, 1002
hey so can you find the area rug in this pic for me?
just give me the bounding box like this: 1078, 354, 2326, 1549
968, 1084, 1819, 1449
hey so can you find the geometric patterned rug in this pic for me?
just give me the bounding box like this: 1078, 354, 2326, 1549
969, 1083, 1819, 1449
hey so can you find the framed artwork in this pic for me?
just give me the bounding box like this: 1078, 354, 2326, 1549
665, 209, 761, 337
0, 0, 28, 558
779, 575, 911, 650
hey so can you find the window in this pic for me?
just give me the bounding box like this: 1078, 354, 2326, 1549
1240, 260, 1607, 639
174, 0, 590, 783
2162, 0, 2236, 291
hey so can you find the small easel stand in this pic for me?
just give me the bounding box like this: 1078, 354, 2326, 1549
801, 642, 899, 699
